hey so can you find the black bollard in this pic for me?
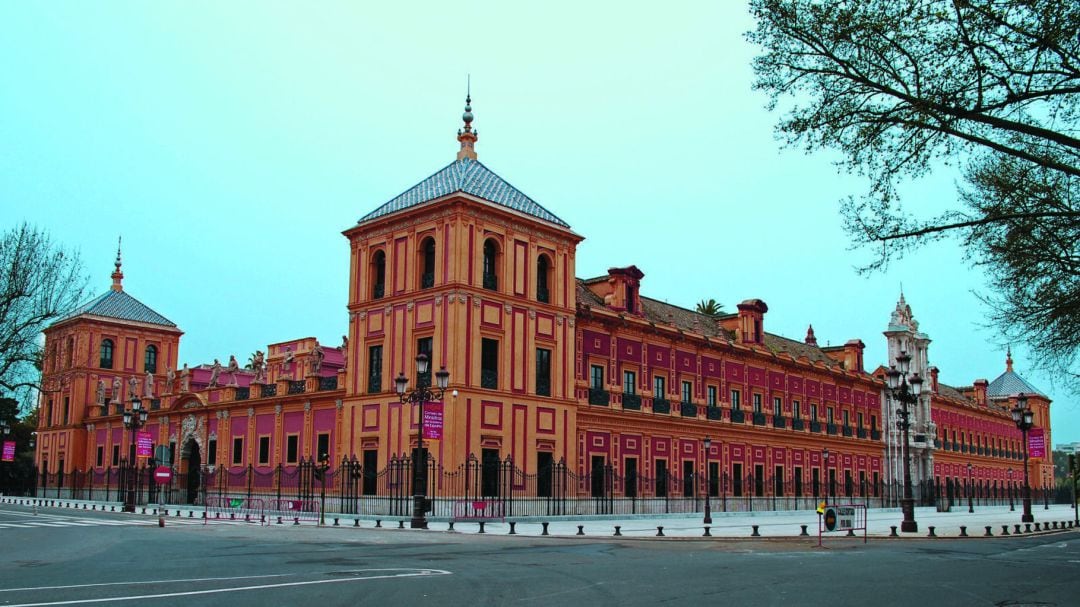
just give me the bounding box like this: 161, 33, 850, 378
656, 526, 665, 537
751, 525, 760, 537
1015, 524, 1022, 534
576, 525, 584, 536
508, 522, 516, 535
614, 525, 622, 536
800, 524, 809, 536
478, 521, 485, 534
928, 526, 936, 537
448, 521, 455, 531
1026, 523, 1032, 533
984, 526, 992, 537
542, 522, 549, 536
959, 526, 968, 537
846, 529, 856, 537
703, 526, 711, 537
1002, 525, 1010, 535
890, 526, 898, 537
1035, 522, 1042, 531
375, 520, 382, 528
333, 518, 339, 527
398, 520, 405, 529
354, 519, 359, 527
294, 517, 300, 526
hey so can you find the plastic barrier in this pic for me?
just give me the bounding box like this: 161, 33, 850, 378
204, 496, 266, 525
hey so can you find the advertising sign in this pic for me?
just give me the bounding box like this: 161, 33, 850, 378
1, 441, 14, 462
1029, 428, 1046, 458
136, 431, 153, 458
423, 402, 443, 440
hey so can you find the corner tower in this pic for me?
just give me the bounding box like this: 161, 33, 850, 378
342, 96, 584, 473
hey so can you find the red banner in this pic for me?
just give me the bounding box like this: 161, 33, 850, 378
1, 440, 14, 462
423, 402, 443, 440
1028, 428, 1046, 458
136, 430, 153, 458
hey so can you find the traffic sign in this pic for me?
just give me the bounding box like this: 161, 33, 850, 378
154, 466, 173, 485
823, 507, 838, 531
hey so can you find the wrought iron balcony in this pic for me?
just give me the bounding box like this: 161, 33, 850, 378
150, 398, 162, 410
588, 388, 610, 406
319, 376, 339, 391
826, 423, 838, 435
234, 388, 249, 401
368, 376, 382, 394
260, 384, 277, 398
537, 286, 550, 304
680, 402, 697, 417
653, 398, 670, 414
752, 412, 767, 426
706, 407, 722, 421
842, 425, 853, 437
287, 380, 306, 395
731, 409, 746, 424
536, 377, 551, 397
481, 369, 498, 389
810, 421, 822, 433
622, 393, 641, 410
960, 444, 968, 453
373, 283, 385, 299
857, 428, 867, 439
483, 273, 498, 291
773, 415, 786, 429
421, 272, 434, 289
871, 428, 880, 440
792, 418, 805, 431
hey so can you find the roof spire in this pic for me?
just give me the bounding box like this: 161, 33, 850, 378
456, 77, 478, 161
805, 324, 818, 346
1006, 345, 1013, 372
110, 236, 124, 292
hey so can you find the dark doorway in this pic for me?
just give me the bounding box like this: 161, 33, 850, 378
184, 439, 201, 504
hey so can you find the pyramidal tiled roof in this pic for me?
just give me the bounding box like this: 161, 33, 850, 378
358, 157, 570, 228
987, 370, 1046, 398
55, 289, 177, 328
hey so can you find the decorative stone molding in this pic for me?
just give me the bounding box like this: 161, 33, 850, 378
435, 296, 442, 306
304, 401, 311, 411
247, 407, 254, 417
275, 404, 282, 415
161, 415, 170, 425
358, 311, 367, 321
335, 399, 343, 410
384, 306, 392, 316
458, 294, 467, 303
504, 304, 512, 314
556, 317, 564, 326
407, 302, 414, 311
473, 298, 481, 308
528, 309, 536, 319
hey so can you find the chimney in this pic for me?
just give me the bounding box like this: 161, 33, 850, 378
929, 366, 939, 394
736, 299, 768, 345
605, 266, 644, 315
842, 339, 865, 372
973, 379, 989, 406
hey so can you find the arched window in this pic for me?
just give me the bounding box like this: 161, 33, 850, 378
371, 250, 386, 299
65, 336, 74, 369
482, 239, 499, 291
420, 237, 436, 289
100, 339, 114, 369
536, 254, 550, 303
145, 345, 158, 374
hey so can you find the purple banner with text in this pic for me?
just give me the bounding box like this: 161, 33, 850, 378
136, 430, 153, 458
1, 441, 14, 462
423, 402, 443, 440
1028, 428, 1045, 458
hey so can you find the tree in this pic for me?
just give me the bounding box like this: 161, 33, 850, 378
695, 299, 725, 317
749, 0, 1080, 390
0, 224, 88, 409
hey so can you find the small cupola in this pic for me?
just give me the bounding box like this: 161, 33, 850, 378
736, 299, 768, 345
605, 266, 644, 314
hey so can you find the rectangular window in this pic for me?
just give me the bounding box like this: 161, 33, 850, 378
63, 397, 70, 425
754, 464, 765, 497
367, 345, 383, 393
655, 459, 668, 498
707, 385, 717, 407
481, 338, 499, 389
871, 414, 877, 430
775, 465, 784, 497
316, 433, 330, 461
842, 410, 850, 427
232, 437, 244, 465
857, 412, 864, 428
811, 403, 818, 420
812, 468, 820, 497
207, 439, 217, 465
590, 365, 604, 390
258, 436, 270, 465
681, 381, 692, 403
653, 375, 666, 398
535, 348, 551, 396
794, 466, 803, 496
773, 396, 782, 416
683, 460, 695, 498
793, 399, 801, 419
730, 389, 741, 410
286, 435, 299, 464
708, 461, 719, 497
590, 455, 606, 498
112, 445, 120, 466
732, 462, 743, 497
362, 450, 378, 495
416, 337, 433, 386
827, 406, 834, 423
623, 370, 636, 395
482, 449, 501, 497
536, 452, 555, 497
96, 446, 104, 467
624, 457, 638, 498
753, 393, 763, 413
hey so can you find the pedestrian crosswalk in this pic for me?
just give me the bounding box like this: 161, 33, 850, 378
0, 509, 256, 530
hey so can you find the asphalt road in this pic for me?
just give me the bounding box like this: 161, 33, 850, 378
1, 504, 1078, 607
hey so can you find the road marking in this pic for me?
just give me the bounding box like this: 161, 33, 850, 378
0, 573, 293, 593
4, 569, 451, 606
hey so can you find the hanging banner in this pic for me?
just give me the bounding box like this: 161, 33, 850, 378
136, 430, 153, 458
1, 441, 14, 462
423, 402, 443, 440
1028, 428, 1046, 458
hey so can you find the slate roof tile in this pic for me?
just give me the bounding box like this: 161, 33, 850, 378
55, 289, 177, 328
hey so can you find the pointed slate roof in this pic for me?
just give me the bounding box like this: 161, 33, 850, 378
987, 370, 1046, 398
357, 157, 570, 228
55, 289, 177, 328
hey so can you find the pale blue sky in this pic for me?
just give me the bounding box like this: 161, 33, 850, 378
2, 2, 1073, 442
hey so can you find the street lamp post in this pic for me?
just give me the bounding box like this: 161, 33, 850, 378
703, 437, 712, 525
972, 462, 980, 509
316, 453, 330, 526
1010, 393, 1035, 523
886, 351, 923, 533
823, 448, 830, 500
395, 353, 450, 530
1, 421, 10, 494
121, 396, 148, 513
1008, 468, 1015, 511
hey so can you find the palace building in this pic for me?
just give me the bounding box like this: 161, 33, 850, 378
32, 99, 1053, 512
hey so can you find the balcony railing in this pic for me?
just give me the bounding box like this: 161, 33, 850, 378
481, 369, 498, 389
537, 286, 550, 304
260, 384, 277, 398
150, 398, 162, 410
588, 388, 610, 406
622, 393, 641, 410
653, 398, 670, 414
680, 402, 697, 417
319, 376, 339, 391
373, 283, 385, 299
857, 428, 867, 439
706, 407, 722, 421
368, 376, 381, 394
421, 272, 434, 289
773, 415, 786, 429
287, 380, 306, 395
483, 273, 498, 291
826, 423, 838, 435
731, 409, 745, 424
792, 418, 805, 431
536, 378, 551, 397
752, 412, 767, 426
235, 388, 250, 401
810, 421, 822, 433
871, 429, 880, 440
842, 425, 853, 437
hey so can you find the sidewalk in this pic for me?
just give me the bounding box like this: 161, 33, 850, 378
3, 495, 1077, 539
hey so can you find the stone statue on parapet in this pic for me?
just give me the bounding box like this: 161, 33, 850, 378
96, 379, 106, 406
144, 371, 154, 398
310, 343, 325, 375
180, 364, 191, 392
227, 355, 240, 386
251, 350, 266, 384
112, 377, 122, 404
165, 367, 176, 394
208, 358, 222, 388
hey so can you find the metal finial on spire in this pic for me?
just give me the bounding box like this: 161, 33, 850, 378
457, 78, 478, 161
1006, 344, 1013, 372
111, 235, 125, 292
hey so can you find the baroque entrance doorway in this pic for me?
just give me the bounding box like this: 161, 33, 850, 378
182, 439, 201, 504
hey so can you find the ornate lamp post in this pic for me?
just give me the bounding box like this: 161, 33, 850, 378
1010, 392, 1035, 523
886, 351, 923, 532
1008, 468, 1015, 511
395, 353, 450, 529
967, 463, 974, 513
1, 421, 10, 494
121, 396, 148, 512
703, 437, 712, 525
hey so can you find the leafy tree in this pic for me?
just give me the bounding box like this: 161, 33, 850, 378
695, 299, 725, 316
0, 224, 88, 409
749, 0, 1080, 390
